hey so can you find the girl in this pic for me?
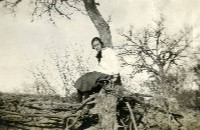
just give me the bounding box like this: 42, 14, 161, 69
74, 37, 121, 102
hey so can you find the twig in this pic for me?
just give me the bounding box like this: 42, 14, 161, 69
125, 102, 138, 130
86, 100, 96, 105
65, 116, 79, 130
120, 119, 127, 130
76, 94, 97, 111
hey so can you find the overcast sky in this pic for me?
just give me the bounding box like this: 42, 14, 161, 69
0, 0, 200, 93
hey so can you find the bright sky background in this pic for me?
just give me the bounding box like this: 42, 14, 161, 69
0, 0, 200, 93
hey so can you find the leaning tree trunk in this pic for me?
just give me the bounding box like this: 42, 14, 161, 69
83, 0, 113, 48
83, 2, 117, 129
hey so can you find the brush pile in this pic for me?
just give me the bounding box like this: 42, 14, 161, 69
0, 86, 187, 130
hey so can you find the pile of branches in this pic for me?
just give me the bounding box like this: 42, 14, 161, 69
0, 92, 86, 129
0, 87, 184, 130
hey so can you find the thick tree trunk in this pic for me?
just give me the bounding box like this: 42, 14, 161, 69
82, 0, 113, 48
95, 91, 118, 130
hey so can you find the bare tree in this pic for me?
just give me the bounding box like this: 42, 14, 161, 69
0, 0, 113, 47
116, 17, 197, 129
25, 45, 90, 96
118, 17, 194, 95
28, 66, 57, 95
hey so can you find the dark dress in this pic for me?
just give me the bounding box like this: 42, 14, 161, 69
74, 71, 111, 92
74, 71, 111, 102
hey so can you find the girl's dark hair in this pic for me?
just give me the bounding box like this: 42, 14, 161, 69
91, 37, 104, 63
91, 37, 104, 49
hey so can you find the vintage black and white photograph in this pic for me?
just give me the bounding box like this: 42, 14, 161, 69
0, 0, 200, 130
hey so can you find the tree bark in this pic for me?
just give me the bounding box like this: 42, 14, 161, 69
82, 0, 113, 48
95, 92, 118, 130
